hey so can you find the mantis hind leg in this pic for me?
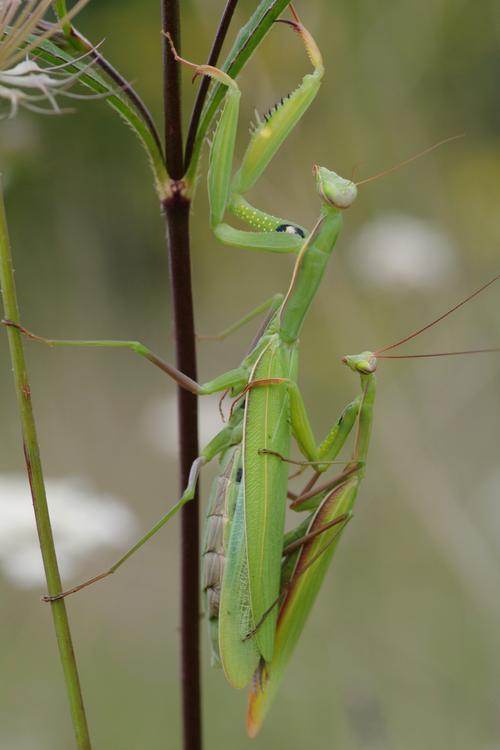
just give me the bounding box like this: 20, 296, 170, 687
43, 457, 207, 601
3, 319, 252, 396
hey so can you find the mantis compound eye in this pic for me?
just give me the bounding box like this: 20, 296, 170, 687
275, 224, 305, 238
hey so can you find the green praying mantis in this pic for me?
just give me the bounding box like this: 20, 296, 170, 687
3, 3, 498, 737
245, 272, 500, 735
15, 7, 358, 682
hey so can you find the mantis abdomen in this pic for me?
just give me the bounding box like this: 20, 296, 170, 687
202, 445, 242, 667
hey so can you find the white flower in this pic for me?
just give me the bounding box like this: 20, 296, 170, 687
141, 394, 223, 457
0, 0, 91, 118
349, 213, 459, 290
0, 474, 139, 588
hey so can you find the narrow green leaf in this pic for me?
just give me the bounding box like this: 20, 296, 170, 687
52, 1, 71, 37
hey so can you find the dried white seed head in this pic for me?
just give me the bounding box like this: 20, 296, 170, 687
0, 0, 92, 118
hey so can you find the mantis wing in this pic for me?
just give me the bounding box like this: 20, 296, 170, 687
247, 477, 359, 736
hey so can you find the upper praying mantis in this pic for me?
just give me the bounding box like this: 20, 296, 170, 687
5, 0, 359, 694
3, 3, 498, 737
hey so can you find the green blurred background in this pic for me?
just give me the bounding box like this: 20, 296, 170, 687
1, 1, 500, 748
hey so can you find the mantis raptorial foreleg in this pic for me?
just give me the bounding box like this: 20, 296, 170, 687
234, 376, 361, 472
169, 4, 324, 253
247, 369, 374, 736
238, 395, 364, 640
239, 423, 365, 654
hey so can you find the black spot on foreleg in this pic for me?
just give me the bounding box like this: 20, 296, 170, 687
276, 224, 305, 238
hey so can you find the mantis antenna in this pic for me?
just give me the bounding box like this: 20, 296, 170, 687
374, 274, 500, 358
355, 133, 465, 187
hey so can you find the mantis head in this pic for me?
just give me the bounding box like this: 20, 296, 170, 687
313, 165, 358, 209
342, 352, 377, 374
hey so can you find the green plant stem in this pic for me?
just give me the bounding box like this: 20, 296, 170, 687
0, 182, 92, 750
53, 0, 71, 37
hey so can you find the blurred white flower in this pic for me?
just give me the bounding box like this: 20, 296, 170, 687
0, 474, 139, 588
141, 393, 223, 457
350, 213, 458, 290
0, 0, 91, 118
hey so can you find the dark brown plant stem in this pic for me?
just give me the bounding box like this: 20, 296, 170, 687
184, 0, 240, 170
162, 1, 184, 179
163, 196, 201, 750
161, 3, 202, 750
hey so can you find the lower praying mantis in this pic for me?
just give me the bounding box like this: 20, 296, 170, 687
245, 273, 500, 735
